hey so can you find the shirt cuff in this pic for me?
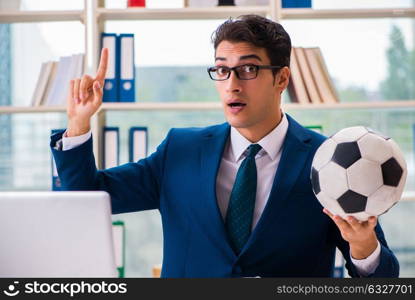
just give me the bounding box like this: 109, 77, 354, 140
62, 129, 92, 151
350, 240, 381, 277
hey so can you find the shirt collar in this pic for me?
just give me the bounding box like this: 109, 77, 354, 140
230, 112, 289, 162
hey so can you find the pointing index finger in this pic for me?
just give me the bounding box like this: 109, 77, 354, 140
95, 47, 108, 82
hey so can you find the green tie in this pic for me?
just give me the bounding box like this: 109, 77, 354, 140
225, 144, 262, 255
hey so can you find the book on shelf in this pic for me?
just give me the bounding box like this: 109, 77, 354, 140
41, 61, 58, 106
282, 0, 312, 8
46, 55, 71, 106
31, 54, 84, 107
102, 33, 119, 103
311, 47, 339, 103
119, 34, 136, 103
287, 47, 339, 104
31, 61, 53, 107
304, 48, 338, 104
294, 47, 321, 104
218, 0, 235, 5
287, 48, 310, 104
101, 32, 136, 103
127, 0, 146, 7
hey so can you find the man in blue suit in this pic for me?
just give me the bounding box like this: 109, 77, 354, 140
51, 15, 399, 277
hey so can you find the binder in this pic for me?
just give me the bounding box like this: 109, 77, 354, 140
218, 0, 235, 5
129, 127, 148, 162
103, 127, 120, 169
127, 0, 145, 6
51, 129, 64, 191
101, 33, 119, 102
282, 0, 312, 8
118, 34, 136, 102
112, 221, 126, 278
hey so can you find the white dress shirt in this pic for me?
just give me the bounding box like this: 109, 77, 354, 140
216, 113, 289, 230
61, 113, 380, 275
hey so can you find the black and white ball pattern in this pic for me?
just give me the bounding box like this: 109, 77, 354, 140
311, 126, 407, 221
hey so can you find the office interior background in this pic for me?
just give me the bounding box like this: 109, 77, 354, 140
0, 0, 415, 277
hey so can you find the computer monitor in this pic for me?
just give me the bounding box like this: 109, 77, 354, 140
0, 191, 117, 277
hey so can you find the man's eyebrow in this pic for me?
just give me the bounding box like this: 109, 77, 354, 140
239, 54, 262, 61
214, 54, 263, 62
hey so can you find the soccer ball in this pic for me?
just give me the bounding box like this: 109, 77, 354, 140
310, 126, 407, 221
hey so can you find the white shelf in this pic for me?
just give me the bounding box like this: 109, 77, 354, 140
0, 106, 66, 114
1, 100, 414, 114
0, 10, 84, 23
283, 100, 415, 110
97, 6, 268, 21
281, 8, 415, 20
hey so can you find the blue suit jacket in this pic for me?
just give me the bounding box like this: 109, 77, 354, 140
50, 114, 399, 277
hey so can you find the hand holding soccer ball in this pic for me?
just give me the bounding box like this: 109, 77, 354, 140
311, 126, 407, 222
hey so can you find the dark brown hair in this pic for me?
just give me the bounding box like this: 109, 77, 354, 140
212, 15, 291, 74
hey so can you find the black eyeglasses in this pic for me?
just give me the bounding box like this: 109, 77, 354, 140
207, 64, 284, 81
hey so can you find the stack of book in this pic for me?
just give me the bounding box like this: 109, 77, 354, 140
31, 54, 84, 107
288, 47, 339, 104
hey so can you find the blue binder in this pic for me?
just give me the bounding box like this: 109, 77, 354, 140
51, 129, 64, 191
101, 33, 119, 102
103, 127, 120, 169
282, 0, 312, 8
118, 34, 136, 102
128, 127, 148, 162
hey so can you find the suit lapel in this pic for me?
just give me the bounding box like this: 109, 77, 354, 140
197, 123, 236, 259
238, 115, 313, 258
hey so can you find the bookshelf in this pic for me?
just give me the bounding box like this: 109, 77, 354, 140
281, 7, 415, 19
1, 0, 415, 167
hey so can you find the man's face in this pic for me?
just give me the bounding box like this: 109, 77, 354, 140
214, 41, 287, 134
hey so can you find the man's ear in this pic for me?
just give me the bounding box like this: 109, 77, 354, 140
274, 67, 290, 92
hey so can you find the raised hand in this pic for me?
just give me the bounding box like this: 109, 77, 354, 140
67, 48, 108, 137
